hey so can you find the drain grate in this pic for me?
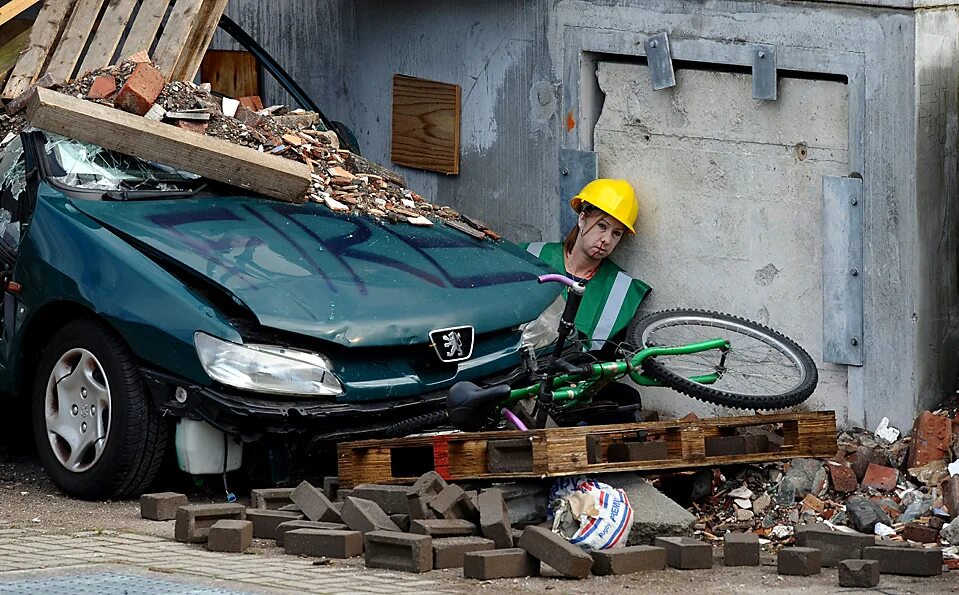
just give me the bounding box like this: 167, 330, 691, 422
0, 570, 253, 594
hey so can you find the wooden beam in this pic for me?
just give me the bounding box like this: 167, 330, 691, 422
2, 0, 77, 99
76, 0, 138, 75
152, 0, 205, 79
117, 0, 171, 60
42, 0, 107, 82
0, 0, 41, 29
27, 88, 310, 203
170, 0, 230, 82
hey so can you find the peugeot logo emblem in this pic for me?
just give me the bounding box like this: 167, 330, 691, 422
428, 326, 475, 363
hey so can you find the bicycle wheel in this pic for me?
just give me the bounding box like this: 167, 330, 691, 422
626, 309, 818, 409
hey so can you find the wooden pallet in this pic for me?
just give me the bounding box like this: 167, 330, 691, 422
337, 411, 837, 487
2, 0, 229, 99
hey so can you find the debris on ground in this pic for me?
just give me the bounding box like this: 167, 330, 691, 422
1, 57, 500, 240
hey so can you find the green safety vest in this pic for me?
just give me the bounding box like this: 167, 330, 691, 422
523, 242, 651, 350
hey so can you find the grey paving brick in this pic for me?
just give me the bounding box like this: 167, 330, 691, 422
862, 545, 942, 576
365, 530, 433, 573
723, 532, 760, 566
251, 487, 296, 510
207, 519, 253, 553
519, 525, 592, 579
838, 558, 881, 587
246, 508, 304, 539
655, 536, 713, 570
591, 545, 667, 575
139, 492, 188, 521
463, 548, 540, 579
410, 519, 478, 537
478, 488, 512, 549
353, 484, 412, 515
406, 471, 447, 520
342, 497, 402, 534
275, 520, 350, 547
429, 485, 478, 521
778, 547, 821, 576
433, 536, 496, 569
285, 528, 364, 558
292, 481, 342, 522
794, 524, 874, 566
174, 503, 246, 543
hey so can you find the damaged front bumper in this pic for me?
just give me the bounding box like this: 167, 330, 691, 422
142, 368, 448, 443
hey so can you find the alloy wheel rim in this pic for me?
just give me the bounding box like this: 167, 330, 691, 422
44, 348, 112, 473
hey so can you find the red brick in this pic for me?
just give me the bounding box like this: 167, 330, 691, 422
828, 464, 859, 493
901, 523, 939, 544
238, 95, 264, 111
861, 464, 898, 492
87, 75, 117, 99
907, 412, 952, 469
114, 62, 165, 116
175, 119, 208, 134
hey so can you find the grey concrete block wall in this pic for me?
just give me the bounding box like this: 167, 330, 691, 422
211, 0, 958, 429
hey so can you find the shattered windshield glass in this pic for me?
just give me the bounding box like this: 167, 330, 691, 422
41, 131, 203, 192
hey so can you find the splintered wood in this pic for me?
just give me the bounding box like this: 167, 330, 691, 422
27, 87, 310, 202
2, 0, 230, 99
336, 411, 837, 487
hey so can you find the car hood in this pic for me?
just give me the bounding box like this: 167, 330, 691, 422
70, 197, 560, 347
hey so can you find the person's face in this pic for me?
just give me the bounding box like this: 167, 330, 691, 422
576, 211, 626, 260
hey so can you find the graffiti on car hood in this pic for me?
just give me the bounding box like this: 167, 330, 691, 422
70, 197, 560, 347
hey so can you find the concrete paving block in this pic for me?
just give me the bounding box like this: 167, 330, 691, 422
838, 559, 880, 587
410, 519, 478, 537
245, 509, 304, 539
322, 476, 340, 501
291, 481, 341, 523
429, 485, 479, 521
275, 520, 349, 547
352, 484, 411, 515
607, 440, 669, 462
778, 547, 821, 576
487, 438, 534, 473
463, 548, 540, 579
207, 519, 253, 553
723, 532, 759, 566
478, 488, 512, 549
175, 503, 246, 544
862, 546, 942, 576
365, 530, 433, 573
591, 545, 667, 575
519, 525, 592, 579
285, 529, 363, 558
250, 488, 295, 510
654, 536, 713, 570
406, 471, 447, 520
278, 503, 302, 513
794, 525, 874, 566
140, 492, 187, 521
433, 536, 496, 569
704, 436, 748, 457
342, 497, 401, 534
390, 514, 411, 532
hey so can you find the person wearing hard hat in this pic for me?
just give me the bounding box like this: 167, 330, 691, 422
524, 178, 650, 352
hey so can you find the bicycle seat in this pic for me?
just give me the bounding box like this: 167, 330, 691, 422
447, 381, 511, 431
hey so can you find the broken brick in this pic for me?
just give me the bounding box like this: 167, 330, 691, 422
234, 105, 264, 128
828, 464, 859, 493
838, 559, 880, 588
861, 464, 898, 492
238, 95, 264, 112
175, 119, 209, 134
901, 523, 939, 544
87, 75, 117, 99
851, 446, 888, 482
114, 62, 165, 116
907, 411, 952, 469
800, 494, 825, 513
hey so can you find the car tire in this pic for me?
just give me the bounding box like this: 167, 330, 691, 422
32, 319, 167, 500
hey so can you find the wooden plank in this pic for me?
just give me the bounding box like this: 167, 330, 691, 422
171, 0, 229, 82
199, 49, 258, 98
26, 88, 311, 202
76, 0, 139, 75
0, 26, 32, 87
151, 0, 205, 79
2, 0, 77, 99
0, 0, 40, 28
42, 0, 107, 82
117, 0, 170, 59
390, 74, 461, 175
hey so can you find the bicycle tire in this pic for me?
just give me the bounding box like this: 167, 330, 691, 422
626, 309, 818, 409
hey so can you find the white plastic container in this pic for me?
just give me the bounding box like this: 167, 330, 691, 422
175, 419, 243, 475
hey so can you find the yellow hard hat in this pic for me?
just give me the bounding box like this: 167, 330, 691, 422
570, 178, 638, 233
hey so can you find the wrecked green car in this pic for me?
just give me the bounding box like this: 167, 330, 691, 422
0, 130, 560, 499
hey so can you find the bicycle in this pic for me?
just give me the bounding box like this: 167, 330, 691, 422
447, 274, 818, 432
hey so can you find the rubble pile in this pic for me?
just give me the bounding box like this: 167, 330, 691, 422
2, 58, 499, 240
682, 406, 959, 568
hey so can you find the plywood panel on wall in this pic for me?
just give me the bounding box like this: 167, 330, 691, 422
199, 49, 259, 98
391, 74, 460, 175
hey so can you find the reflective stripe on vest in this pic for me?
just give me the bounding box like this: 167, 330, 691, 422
526, 242, 546, 258
590, 270, 631, 350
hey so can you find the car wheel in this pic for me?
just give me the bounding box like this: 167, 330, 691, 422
32, 319, 167, 500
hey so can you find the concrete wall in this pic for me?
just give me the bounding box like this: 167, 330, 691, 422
215, 0, 959, 429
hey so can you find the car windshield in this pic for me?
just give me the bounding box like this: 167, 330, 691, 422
40, 132, 203, 193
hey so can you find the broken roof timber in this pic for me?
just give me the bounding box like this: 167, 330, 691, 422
26, 87, 311, 203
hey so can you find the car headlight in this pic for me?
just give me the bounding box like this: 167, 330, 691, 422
194, 332, 343, 396
519, 295, 565, 350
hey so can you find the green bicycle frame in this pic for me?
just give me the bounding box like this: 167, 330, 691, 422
503, 338, 730, 411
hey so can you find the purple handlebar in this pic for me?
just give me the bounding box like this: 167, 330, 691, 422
538, 274, 579, 289
502, 408, 529, 431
